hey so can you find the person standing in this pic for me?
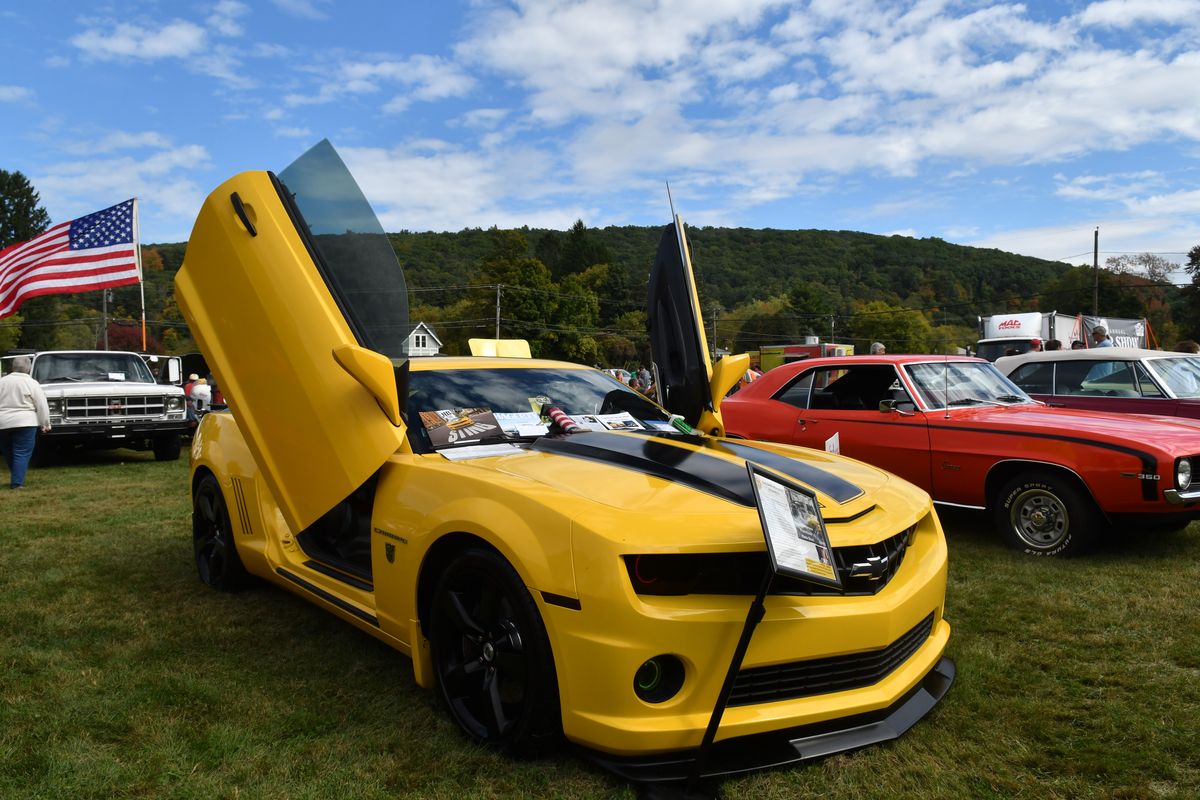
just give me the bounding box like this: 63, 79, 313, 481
0, 356, 51, 489
870, 342, 886, 355
1092, 326, 1113, 347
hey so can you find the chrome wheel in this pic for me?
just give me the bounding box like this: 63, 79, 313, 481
1009, 487, 1068, 550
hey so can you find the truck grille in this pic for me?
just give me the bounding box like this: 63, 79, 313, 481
728, 612, 935, 706
64, 395, 166, 420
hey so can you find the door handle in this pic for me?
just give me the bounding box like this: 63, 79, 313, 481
798, 417, 819, 425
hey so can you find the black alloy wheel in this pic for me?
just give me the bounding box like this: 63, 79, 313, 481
193, 474, 247, 591
429, 547, 561, 755
995, 470, 1100, 557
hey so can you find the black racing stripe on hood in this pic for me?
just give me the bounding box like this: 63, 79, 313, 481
531, 432, 866, 507
532, 432, 756, 506
698, 438, 864, 504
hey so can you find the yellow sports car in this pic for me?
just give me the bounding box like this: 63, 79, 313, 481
176, 140, 952, 783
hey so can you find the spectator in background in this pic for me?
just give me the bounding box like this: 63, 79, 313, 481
1071, 340, 1086, 350
0, 356, 51, 489
1092, 325, 1113, 347
1045, 339, 1062, 351
1029, 339, 1043, 352
1175, 340, 1200, 354
638, 365, 651, 387
191, 378, 212, 413
870, 342, 886, 355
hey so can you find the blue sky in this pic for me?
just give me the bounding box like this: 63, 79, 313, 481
2, 0, 1198, 272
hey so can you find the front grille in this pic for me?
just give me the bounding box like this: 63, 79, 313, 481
64, 395, 165, 420
624, 525, 915, 597
728, 612, 935, 706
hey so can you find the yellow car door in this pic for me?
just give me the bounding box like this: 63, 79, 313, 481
176, 140, 409, 533
647, 216, 746, 436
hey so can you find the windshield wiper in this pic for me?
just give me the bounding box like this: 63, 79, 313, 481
946, 397, 991, 407
993, 394, 1027, 403
435, 433, 540, 450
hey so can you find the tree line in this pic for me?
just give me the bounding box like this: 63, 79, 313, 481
5, 167, 1200, 363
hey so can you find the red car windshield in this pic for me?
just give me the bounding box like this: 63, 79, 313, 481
904, 361, 1033, 410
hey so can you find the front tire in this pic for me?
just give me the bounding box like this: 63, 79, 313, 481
154, 434, 182, 461
995, 471, 1100, 557
193, 474, 247, 591
429, 547, 561, 755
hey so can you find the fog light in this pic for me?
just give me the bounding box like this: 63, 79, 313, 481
634, 655, 684, 703
1178, 458, 1192, 491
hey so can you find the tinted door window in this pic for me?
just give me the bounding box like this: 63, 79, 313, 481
1007, 361, 1053, 395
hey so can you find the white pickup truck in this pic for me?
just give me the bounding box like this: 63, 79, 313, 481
21, 350, 189, 461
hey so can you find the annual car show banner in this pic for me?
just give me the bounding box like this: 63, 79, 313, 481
0, 198, 141, 319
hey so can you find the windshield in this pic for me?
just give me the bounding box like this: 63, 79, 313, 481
407, 366, 671, 451
904, 361, 1033, 410
1147, 357, 1200, 398
976, 341, 1036, 362
31, 353, 155, 384
275, 139, 410, 359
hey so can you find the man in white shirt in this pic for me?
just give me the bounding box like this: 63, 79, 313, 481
0, 356, 51, 489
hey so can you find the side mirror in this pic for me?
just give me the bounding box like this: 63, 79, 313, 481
167, 357, 182, 385
879, 398, 916, 417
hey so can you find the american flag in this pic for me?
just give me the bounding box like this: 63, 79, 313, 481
0, 198, 141, 319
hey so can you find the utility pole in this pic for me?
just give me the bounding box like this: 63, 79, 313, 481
102, 288, 112, 350
1092, 227, 1099, 316
495, 284, 501, 339
711, 306, 718, 359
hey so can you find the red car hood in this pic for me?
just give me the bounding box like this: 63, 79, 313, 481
945, 403, 1200, 453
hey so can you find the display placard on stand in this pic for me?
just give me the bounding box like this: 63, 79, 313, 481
676, 463, 842, 799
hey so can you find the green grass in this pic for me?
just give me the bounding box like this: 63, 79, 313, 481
2, 456, 1199, 799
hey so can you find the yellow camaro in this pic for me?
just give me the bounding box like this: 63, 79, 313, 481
177, 140, 952, 783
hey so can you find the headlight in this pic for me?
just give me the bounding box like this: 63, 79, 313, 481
1177, 458, 1192, 491
47, 398, 64, 416
166, 396, 185, 412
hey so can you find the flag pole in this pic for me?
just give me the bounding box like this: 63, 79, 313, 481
134, 197, 147, 351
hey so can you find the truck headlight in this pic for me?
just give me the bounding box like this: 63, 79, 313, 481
47, 398, 64, 416
166, 396, 185, 412
1177, 458, 1192, 491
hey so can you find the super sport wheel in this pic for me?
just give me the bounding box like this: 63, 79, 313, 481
429, 547, 561, 756
995, 471, 1099, 557
193, 474, 247, 591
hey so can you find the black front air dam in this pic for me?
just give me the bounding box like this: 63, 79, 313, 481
582, 656, 955, 784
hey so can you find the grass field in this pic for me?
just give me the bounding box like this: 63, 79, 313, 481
2, 452, 1199, 799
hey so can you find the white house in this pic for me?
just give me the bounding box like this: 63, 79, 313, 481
407, 322, 443, 356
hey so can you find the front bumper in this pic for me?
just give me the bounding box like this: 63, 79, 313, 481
583, 656, 955, 782
1163, 487, 1200, 505
42, 420, 189, 444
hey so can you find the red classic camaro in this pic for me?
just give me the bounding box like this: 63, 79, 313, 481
723, 354, 1200, 556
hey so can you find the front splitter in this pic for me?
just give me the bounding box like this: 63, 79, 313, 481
581, 656, 955, 784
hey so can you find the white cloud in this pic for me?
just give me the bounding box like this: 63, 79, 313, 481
63, 131, 174, 155
32, 141, 212, 242
285, 55, 475, 109
275, 126, 314, 139
208, 0, 249, 37
1079, 0, 1200, 28
71, 20, 207, 60
0, 85, 33, 102
270, 0, 330, 20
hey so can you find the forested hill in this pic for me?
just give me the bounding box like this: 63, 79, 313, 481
384, 225, 1068, 313
15, 223, 1117, 361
